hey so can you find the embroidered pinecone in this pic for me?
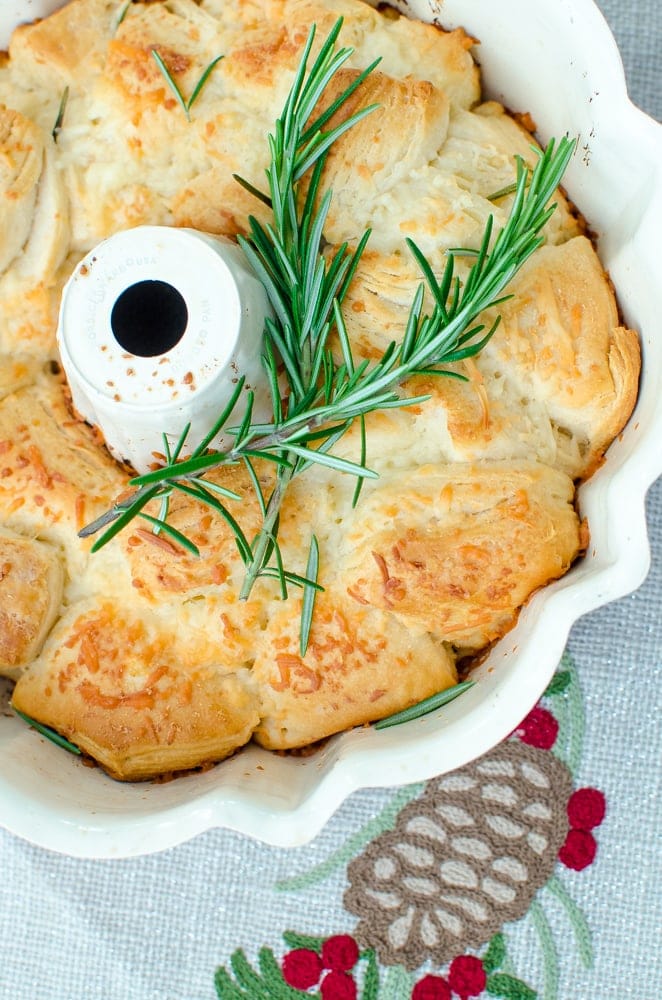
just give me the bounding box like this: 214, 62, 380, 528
344, 740, 572, 969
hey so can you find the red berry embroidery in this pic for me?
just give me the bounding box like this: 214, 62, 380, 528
567, 787, 606, 830
281, 948, 323, 990
559, 828, 597, 871
514, 706, 559, 750
448, 955, 487, 998
320, 970, 357, 999
321, 934, 360, 972
411, 974, 452, 1000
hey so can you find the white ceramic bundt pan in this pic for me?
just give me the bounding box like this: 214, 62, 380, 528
0, 0, 660, 857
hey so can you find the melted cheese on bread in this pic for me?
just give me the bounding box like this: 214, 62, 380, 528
0, 0, 639, 779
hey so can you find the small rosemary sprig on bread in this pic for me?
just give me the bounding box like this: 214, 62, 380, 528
374, 680, 476, 729
12, 707, 81, 755
80, 19, 575, 649
151, 50, 224, 122
114, 0, 132, 31
51, 86, 69, 143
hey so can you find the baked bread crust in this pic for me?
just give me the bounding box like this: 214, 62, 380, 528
11, 600, 261, 779
0, 526, 64, 678
0, 0, 640, 779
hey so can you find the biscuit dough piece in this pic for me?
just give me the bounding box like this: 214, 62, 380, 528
437, 102, 582, 247
283, 0, 480, 110
7, 0, 118, 85
0, 354, 39, 400
484, 236, 641, 475
12, 601, 261, 780
332, 236, 640, 480
0, 106, 43, 275
253, 590, 458, 749
0, 377, 124, 550
337, 461, 580, 651
0, 527, 64, 679
122, 465, 267, 602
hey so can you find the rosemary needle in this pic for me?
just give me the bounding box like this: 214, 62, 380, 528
374, 681, 476, 730
51, 86, 69, 143
12, 707, 82, 755
299, 535, 320, 656
151, 50, 224, 122
113, 0, 132, 31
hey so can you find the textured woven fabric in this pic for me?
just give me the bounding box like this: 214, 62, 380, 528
0, 2, 660, 999
599, 0, 662, 121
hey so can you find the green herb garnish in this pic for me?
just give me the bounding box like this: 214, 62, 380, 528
12, 706, 82, 755
114, 0, 132, 31
51, 86, 69, 143
151, 51, 224, 122
487, 180, 522, 201
81, 19, 576, 650
299, 535, 320, 656
374, 681, 476, 730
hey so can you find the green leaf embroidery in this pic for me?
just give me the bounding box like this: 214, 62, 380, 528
216, 948, 318, 1000
529, 897, 560, 1000
361, 949, 380, 999
482, 932, 507, 974
230, 950, 271, 999
282, 931, 326, 952
486, 972, 537, 1000
544, 670, 571, 696
275, 783, 424, 892
214, 965, 250, 1000
380, 965, 416, 998
546, 875, 594, 969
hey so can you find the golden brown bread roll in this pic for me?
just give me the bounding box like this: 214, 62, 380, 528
0, 0, 640, 779
333, 236, 640, 480
335, 461, 580, 651
11, 599, 261, 779
252, 591, 458, 749
0, 526, 64, 679
0, 376, 124, 543
483, 237, 641, 474
0, 106, 43, 275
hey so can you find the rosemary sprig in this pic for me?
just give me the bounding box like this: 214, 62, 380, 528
85, 20, 381, 626
81, 19, 575, 650
151, 50, 224, 122
52, 86, 69, 143
114, 0, 132, 31
487, 180, 520, 202
12, 707, 81, 755
374, 681, 475, 730
300, 535, 320, 656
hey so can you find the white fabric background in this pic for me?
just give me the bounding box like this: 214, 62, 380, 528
0, 2, 660, 998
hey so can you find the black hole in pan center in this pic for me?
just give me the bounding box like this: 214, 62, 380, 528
110, 280, 188, 357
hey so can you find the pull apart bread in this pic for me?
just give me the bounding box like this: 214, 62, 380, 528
0, 0, 639, 779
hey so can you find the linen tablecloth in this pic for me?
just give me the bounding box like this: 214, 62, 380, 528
0, 2, 660, 998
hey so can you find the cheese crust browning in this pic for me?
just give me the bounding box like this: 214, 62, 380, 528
0, 0, 639, 779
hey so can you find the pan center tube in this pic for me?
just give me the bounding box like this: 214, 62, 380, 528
56, 226, 273, 474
